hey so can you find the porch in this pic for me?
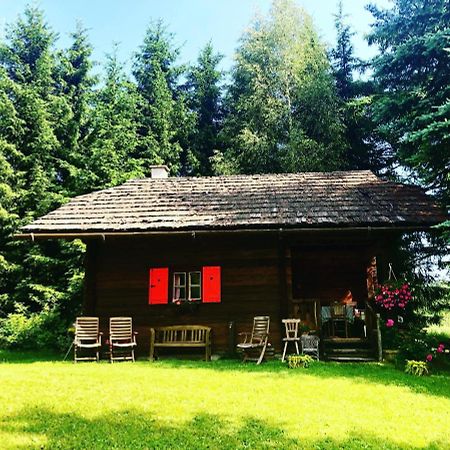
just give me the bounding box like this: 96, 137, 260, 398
283, 244, 382, 361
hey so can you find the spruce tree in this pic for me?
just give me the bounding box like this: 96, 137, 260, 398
368, 0, 450, 203
330, 0, 389, 173
133, 20, 195, 175
187, 42, 224, 175
0, 6, 83, 342
55, 23, 97, 195
88, 46, 143, 189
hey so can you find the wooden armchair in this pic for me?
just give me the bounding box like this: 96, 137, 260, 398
109, 317, 138, 362
330, 302, 348, 338
74, 317, 102, 363
237, 316, 270, 365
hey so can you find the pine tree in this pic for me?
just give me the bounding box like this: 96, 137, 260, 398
368, 0, 450, 203
132, 20, 195, 175
55, 23, 97, 195
186, 42, 224, 175
330, 0, 390, 173
87, 46, 143, 189
222, 0, 345, 174
0, 6, 83, 343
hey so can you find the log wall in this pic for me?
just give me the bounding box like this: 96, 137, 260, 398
84, 230, 386, 356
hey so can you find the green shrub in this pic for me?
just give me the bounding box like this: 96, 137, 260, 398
0, 307, 72, 351
397, 329, 431, 363
287, 354, 314, 368
405, 360, 429, 376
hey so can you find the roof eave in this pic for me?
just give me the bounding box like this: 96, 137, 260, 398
15, 222, 444, 240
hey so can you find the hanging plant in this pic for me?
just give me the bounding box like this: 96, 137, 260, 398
374, 280, 413, 312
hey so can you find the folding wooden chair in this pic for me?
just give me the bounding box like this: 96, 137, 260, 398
109, 317, 138, 362
74, 317, 102, 362
237, 316, 270, 365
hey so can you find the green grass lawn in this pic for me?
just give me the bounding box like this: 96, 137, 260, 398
1, 352, 449, 449
427, 310, 450, 342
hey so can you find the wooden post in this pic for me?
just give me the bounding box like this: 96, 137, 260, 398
376, 313, 383, 362
83, 240, 98, 315
278, 242, 292, 317
227, 321, 236, 356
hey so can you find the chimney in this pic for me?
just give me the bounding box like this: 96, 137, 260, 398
150, 165, 169, 179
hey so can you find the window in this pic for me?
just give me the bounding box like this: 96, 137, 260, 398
172, 271, 201, 302
189, 272, 201, 300
173, 272, 186, 301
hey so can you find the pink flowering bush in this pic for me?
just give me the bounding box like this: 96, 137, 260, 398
375, 281, 412, 311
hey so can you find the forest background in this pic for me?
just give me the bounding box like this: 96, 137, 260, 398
0, 0, 448, 349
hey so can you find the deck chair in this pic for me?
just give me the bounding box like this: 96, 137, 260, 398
109, 317, 138, 362
74, 317, 102, 362
237, 316, 270, 365
301, 334, 320, 360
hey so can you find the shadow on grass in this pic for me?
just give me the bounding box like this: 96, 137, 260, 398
1, 407, 447, 450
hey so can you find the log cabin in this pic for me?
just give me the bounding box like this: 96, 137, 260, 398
19, 166, 446, 360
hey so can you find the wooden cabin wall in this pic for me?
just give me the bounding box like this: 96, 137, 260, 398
83, 230, 389, 356
85, 234, 284, 355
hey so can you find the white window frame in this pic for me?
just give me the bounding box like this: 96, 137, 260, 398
173, 272, 186, 301
188, 271, 202, 301
172, 271, 202, 302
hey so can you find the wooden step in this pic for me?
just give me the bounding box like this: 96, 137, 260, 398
323, 337, 368, 344
324, 347, 372, 354
325, 356, 377, 362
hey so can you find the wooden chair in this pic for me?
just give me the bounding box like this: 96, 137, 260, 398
74, 317, 102, 363
109, 317, 138, 362
281, 319, 301, 362
301, 334, 320, 360
330, 302, 348, 338
237, 316, 270, 365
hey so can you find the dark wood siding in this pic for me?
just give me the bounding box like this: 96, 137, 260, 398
89, 234, 282, 355
84, 230, 387, 356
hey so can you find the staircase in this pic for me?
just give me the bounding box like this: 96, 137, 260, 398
322, 337, 377, 362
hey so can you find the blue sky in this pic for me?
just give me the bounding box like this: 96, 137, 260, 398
0, 0, 392, 73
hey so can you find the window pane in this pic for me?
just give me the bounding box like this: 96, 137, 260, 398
190, 285, 201, 300
173, 287, 186, 301
174, 272, 186, 287
190, 272, 201, 286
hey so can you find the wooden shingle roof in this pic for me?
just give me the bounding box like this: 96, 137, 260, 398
21, 170, 445, 235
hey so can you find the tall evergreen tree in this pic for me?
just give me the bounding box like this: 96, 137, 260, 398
132, 20, 195, 175
55, 23, 97, 195
0, 6, 83, 341
367, 0, 450, 204
186, 42, 224, 175
367, 0, 449, 321
87, 46, 143, 189
330, 0, 360, 101
222, 0, 345, 174
330, 0, 389, 173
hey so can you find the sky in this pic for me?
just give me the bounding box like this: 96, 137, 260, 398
0, 0, 393, 74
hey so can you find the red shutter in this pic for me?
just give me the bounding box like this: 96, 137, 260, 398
202, 266, 221, 303
148, 268, 169, 304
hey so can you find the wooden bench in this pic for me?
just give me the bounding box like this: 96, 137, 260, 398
149, 325, 211, 361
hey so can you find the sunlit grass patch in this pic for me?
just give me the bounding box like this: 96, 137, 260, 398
0, 353, 449, 449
